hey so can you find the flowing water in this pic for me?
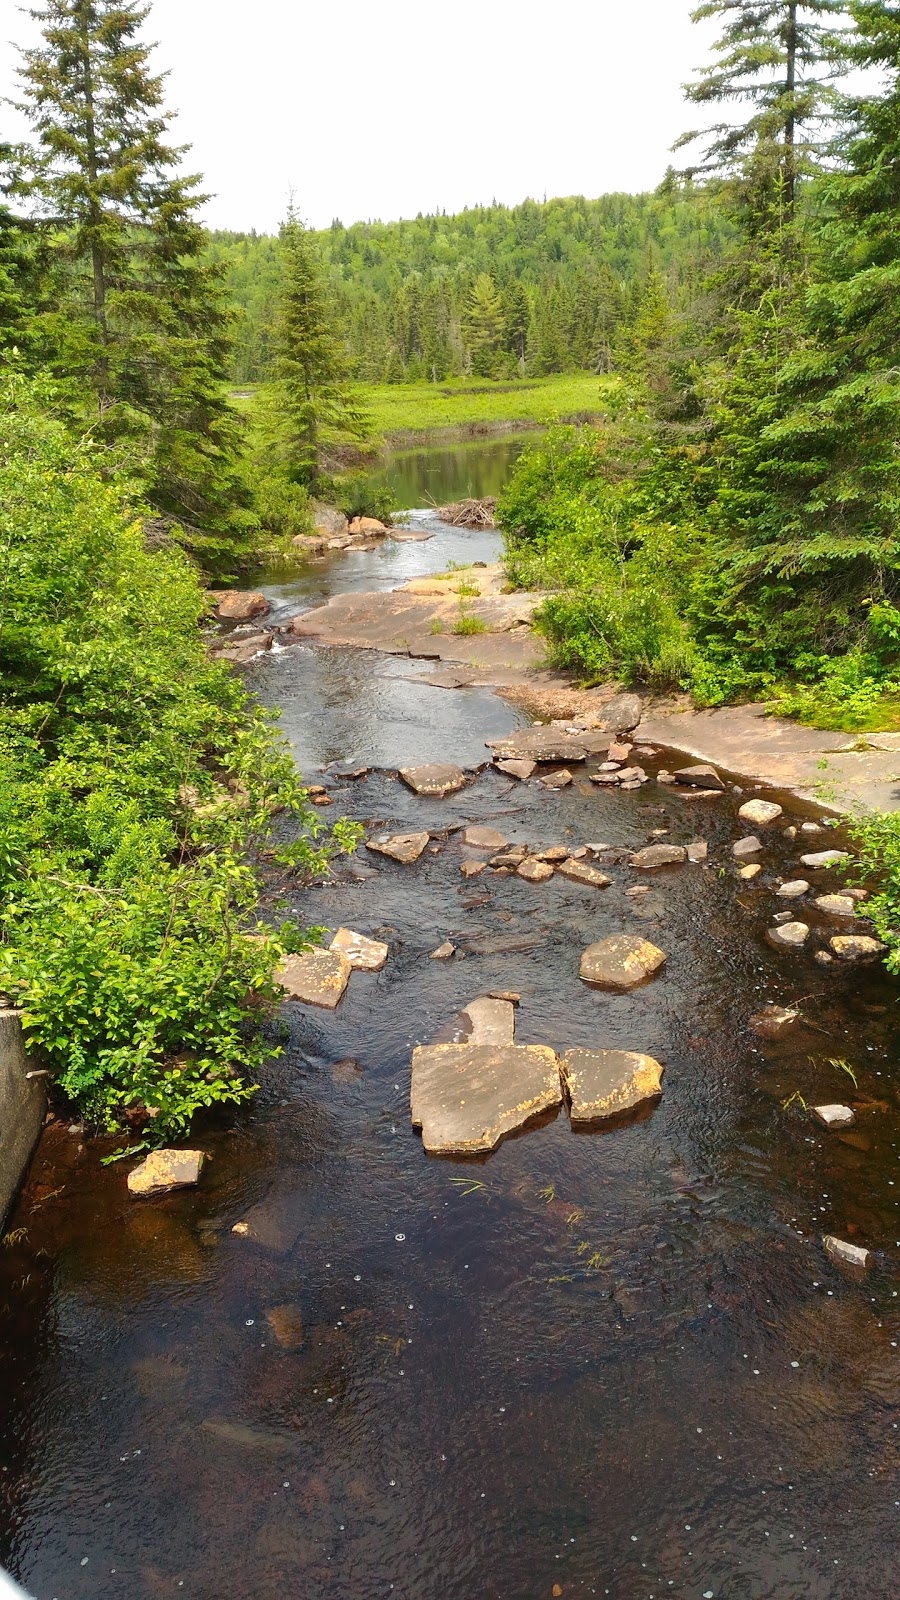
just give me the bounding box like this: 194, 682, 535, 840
1, 442, 899, 1600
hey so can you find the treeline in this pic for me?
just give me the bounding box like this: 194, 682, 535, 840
208, 188, 735, 384
499, 0, 900, 748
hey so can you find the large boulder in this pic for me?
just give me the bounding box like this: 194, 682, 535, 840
410, 1043, 561, 1154
310, 501, 349, 538
596, 693, 643, 733
562, 1049, 663, 1124
580, 934, 666, 990
211, 590, 270, 622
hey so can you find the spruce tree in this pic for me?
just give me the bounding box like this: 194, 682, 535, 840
270, 210, 370, 486
465, 274, 505, 375
13, 0, 252, 556
501, 281, 530, 367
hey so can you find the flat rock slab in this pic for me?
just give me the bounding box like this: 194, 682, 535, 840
367, 832, 430, 864
814, 1103, 855, 1129
768, 921, 809, 948
462, 996, 516, 1047
463, 825, 509, 851
823, 1234, 871, 1274
813, 895, 858, 918
128, 1149, 205, 1197
490, 730, 587, 763
330, 927, 388, 971
495, 757, 536, 780
733, 835, 763, 858
518, 859, 554, 882
673, 764, 724, 789
829, 935, 886, 961
536, 845, 570, 862
800, 851, 850, 869
557, 859, 611, 888
749, 1004, 800, 1037
399, 764, 467, 797
580, 934, 666, 990
277, 950, 352, 1008
631, 844, 686, 869
562, 1049, 664, 1125
410, 1043, 561, 1154
429, 941, 456, 960
738, 799, 783, 826
777, 880, 810, 898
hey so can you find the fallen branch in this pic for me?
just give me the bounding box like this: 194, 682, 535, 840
436, 498, 498, 529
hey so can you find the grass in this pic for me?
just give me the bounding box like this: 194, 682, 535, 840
362, 373, 614, 440
452, 611, 488, 636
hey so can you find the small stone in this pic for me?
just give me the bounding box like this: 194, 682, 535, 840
673, 764, 724, 789
799, 850, 851, 869
733, 836, 763, 859
626, 884, 652, 898
495, 758, 536, 781
490, 851, 528, 868
777, 880, 810, 898
460, 861, 487, 879
815, 950, 835, 967
517, 859, 554, 883
616, 766, 648, 784
557, 858, 612, 888
264, 1305, 305, 1349
607, 742, 633, 763
463, 826, 509, 852
631, 843, 686, 869
773, 910, 795, 924
738, 799, 783, 827
823, 1235, 871, 1274
590, 770, 622, 786
768, 921, 809, 948
813, 894, 857, 918
489, 990, 521, 1004
656, 770, 676, 785
276, 949, 352, 1008
367, 832, 431, 864
330, 928, 388, 971
399, 764, 467, 798
536, 845, 570, 862
739, 863, 762, 880
800, 822, 824, 833
562, 1049, 664, 1124
749, 1004, 800, 1037
829, 935, 887, 961
462, 996, 516, 1047
686, 840, 708, 863
580, 934, 666, 990
429, 942, 456, 960
539, 769, 573, 789
783, 825, 797, 840
127, 1149, 205, 1197
813, 1104, 855, 1129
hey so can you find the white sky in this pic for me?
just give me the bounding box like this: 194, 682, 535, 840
1, 0, 722, 232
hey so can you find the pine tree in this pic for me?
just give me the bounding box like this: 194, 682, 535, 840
679, 1, 846, 212
270, 210, 370, 486
465, 274, 504, 375
13, 0, 252, 554
501, 280, 530, 366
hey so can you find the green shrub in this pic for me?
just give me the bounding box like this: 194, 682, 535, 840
0, 376, 356, 1139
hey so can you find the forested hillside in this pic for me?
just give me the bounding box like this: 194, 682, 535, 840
208, 187, 735, 383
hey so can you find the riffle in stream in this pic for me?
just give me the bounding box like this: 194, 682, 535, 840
1, 480, 899, 1600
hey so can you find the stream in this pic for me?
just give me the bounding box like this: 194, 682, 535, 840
1, 437, 899, 1600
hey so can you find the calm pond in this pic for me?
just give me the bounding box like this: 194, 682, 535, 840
1, 440, 898, 1600
362, 431, 541, 511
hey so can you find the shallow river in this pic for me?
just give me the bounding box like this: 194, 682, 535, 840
1, 444, 899, 1600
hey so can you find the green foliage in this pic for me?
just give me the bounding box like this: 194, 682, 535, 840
848, 808, 900, 970
0, 376, 354, 1138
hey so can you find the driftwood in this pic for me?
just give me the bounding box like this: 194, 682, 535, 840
436, 498, 497, 529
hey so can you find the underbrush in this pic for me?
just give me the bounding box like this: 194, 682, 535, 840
0, 377, 356, 1141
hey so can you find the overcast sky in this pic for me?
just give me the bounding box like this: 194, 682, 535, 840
1, 0, 722, 232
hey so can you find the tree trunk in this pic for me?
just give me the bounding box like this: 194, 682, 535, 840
784, 1, 798, 214
78, 3, 109, 404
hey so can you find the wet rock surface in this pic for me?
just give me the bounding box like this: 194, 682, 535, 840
562, 1050, 664, 1125
631, 843, 686, 869
399, 764, 467, 797
580, 934, 667, 990
738, 799, 783, 827
276, 949, 352, 1008
410, 1043, 562, 1154
366, 831, 431, 864
329, 928, 389, 971
127, 1149, 205, 1197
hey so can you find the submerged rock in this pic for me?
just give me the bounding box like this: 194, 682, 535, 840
366, 831, 431, 864
733, 835, 763, 859
399, 764, 467, 798
738, 799, 784, 827
829, 934, 886, 961
768, 920, 809, 948
264, 1304, 305, 1349
462, 996, 516, 1048
495, 758, 536, 781
673, 764, 724, 789
562, 1049, 664, 1125
813, 1104, 856, 1129
580, 934, 666, 990
748, 1003, 800, 1037
329, 928, 389, 971
277, 949, 352, 1009
631, 843, 686, 869
410, 1043, 561, 1154
557, 858, 611, 888
128, 1149, 205, 1198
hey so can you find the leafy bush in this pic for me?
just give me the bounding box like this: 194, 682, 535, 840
847, 812, 900, 973
0, 376, 356, 1139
